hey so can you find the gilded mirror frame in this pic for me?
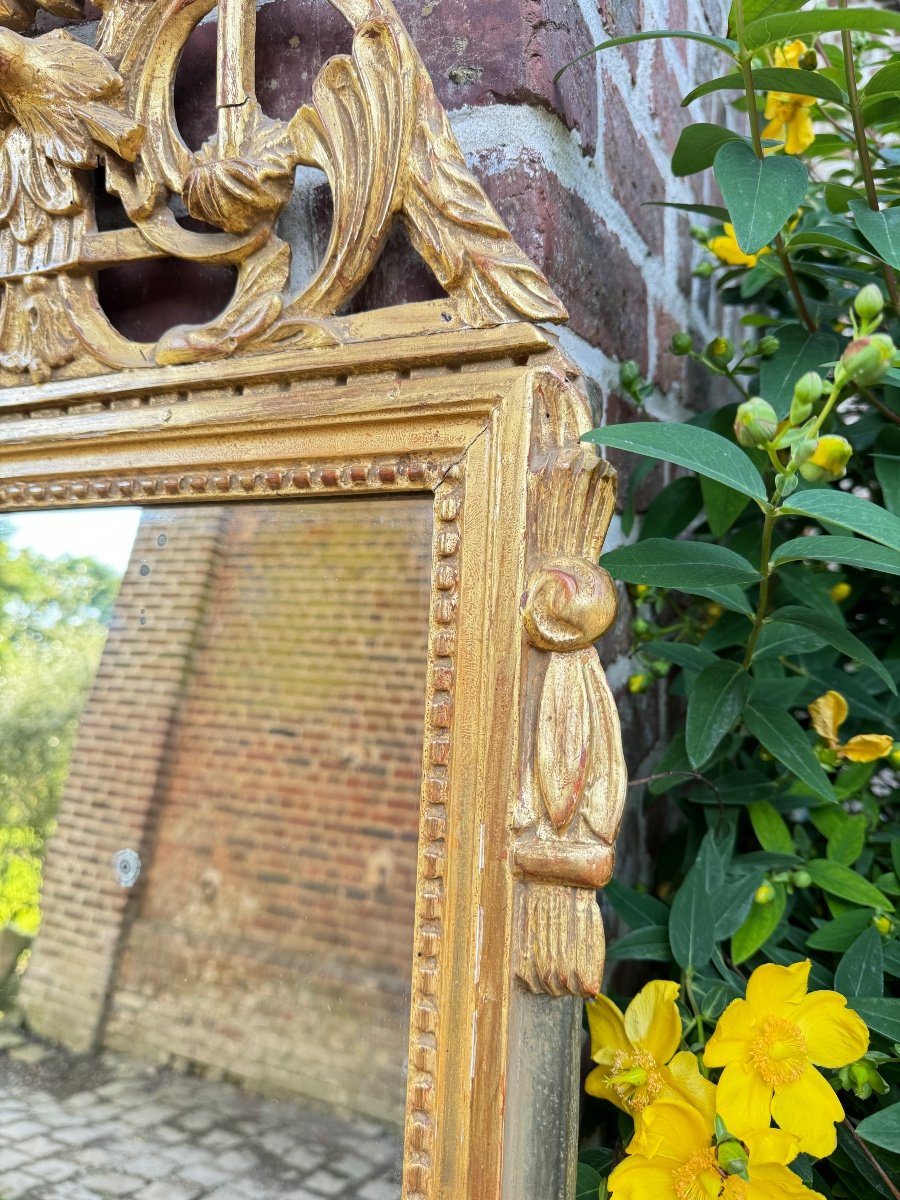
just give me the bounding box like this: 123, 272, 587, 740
0, 0, 627, 1194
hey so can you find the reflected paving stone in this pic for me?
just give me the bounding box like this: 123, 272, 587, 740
0, 1037, 403, 1199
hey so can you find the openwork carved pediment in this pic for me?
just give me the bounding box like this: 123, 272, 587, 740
0, 0, 566, 385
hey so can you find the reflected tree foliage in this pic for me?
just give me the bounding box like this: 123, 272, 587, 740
0, 520, 117, 934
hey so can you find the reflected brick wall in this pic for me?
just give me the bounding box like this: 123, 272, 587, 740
22, 495, 433, 1124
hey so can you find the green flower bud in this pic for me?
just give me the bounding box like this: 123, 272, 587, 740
670, 332, 693, 356
619, 359, 640, 387
734, 397, 778, 447
799, 434, 853, 483
690, 224, 709, 243
758, 335, 781, 357
717, 1140, 750, 1180
706, 336, 734, 364
775, 472, 799, 498
650, 660, 672, 677
839, 1057, 890, 1100
793, 370, 824, 405
839, 333, 896, 387
627, 672, 652, 694
799, 48, 818, 70
792, 437, 818, 467
792, 869, 812, 888
694, 260, 714, 278
633, 617, 652, 636
853, 283, 885, 325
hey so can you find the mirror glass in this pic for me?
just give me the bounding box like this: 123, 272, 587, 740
0, 494, 433, 1200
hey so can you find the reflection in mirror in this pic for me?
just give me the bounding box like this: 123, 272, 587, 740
0, 496, 433, 1199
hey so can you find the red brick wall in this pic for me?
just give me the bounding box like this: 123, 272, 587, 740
24, 495, 433, 1122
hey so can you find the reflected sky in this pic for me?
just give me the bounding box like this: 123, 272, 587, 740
4, 507, 141, 572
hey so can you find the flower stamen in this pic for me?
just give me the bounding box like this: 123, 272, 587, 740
749, 1015, 807, 1085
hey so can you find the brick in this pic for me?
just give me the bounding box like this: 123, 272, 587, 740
603, 77, 667, 254
478, 155, 649, 367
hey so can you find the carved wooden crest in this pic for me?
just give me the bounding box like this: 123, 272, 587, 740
0, 0, 566, 385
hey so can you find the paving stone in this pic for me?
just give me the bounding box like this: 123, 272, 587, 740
55, 1124, 105, 1146
304, 1169, 348, 1196
135, 1182, 204, 1200
179, 1160, 235, 1187
25, 1157, 79, 1182
0, 1148, 28, 1171
7, 1042, 52, 1064
178, 1107, 221, 1132
83, 1171, 146, 1196
0, 1168, 43, 1199
126, 1152, 180, 1180
282, 1144, 325, 1172
201, 1128, 244, 1150
358, 1181, 399, 1200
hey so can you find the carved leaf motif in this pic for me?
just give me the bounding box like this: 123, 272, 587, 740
403, 72, 567, 326
580, 652, 628, 844
536, 653, 591, 833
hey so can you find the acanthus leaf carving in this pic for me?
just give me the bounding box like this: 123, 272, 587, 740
0, 0, 567, 387
514, 369, 627, 1000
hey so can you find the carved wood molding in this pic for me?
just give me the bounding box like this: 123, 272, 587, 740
0, 0, 565, 387
514, 368, 628, 998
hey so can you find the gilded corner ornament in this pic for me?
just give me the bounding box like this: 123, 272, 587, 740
514, 368, 628, 999
0, 0, 566, 385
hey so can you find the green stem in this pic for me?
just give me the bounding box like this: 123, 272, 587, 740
683, 969, 705, 1044
734, 0, 816, 331
742, 505, 778, 668
843, 1120, 900, 1200
839, 4, 900, 312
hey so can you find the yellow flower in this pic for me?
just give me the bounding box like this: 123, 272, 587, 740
708, 224, 771, 268
762, 41, 816, 155
586, 981, 709, 1132
610, 1090, 823, 1200
829, 581, 852, 603
808, 690, 894, 763
703, 960, 868, 1157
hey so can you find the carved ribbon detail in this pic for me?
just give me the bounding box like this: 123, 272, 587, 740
514, 370, 628, 999
0, 0, 566, 385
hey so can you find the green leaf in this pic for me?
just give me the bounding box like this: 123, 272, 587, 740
806, 859, 894, 912
863, 61, 900, 97
771, 534, 900, 575
606, 924, 674, 962
604, 878, 670, 929
584, 422, 766, 501
645, 201, 732, 222
688, 584, 756, 616
571, 28, 737, 58
727, 0, 807, 37
850, 200, 900, 269
835, 927, 884, 998
672, 124, 745, 176
856, 1103, 900, 1155
825, 182, 863, 214
683, 68, 846, 107
744, 9, 900, 52
714, 873, 763, 940
646, 641, 716, 673
732, 884, 786, 964
713, 140, 808, 255
600, 539, 760, 591
753, 620, 826, 661
807, 908, 875, 951
850, 997, 900, 1041
758, 327, 839, 418
782, 489, 900, 553
772, 605, 897, 693
575, 1161, 604, 1200
669, 859, 716, 970
744, 706, 836, 801
701, 476, 751, 538
686, 661, 751, 769
786, 228, 870, 256
748, 800, 794, 854
826, 813, 867, 867
640, 476, 704, 541
874, 428, 900, 516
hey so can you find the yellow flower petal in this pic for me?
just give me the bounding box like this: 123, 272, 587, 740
637, 1097, 712, 1162
716, 1060, 774, 1136
808, 690, 847, 745
623, 980, 681, 1064
841, 733, 894, 763
771, 1064, 844, 1157
744, 1162, 826, 1200
744, 1126, 801, 1167
795, 989, 869, 1067
785, 106, 815, 154
746, 960, 810, 1017
608, 1154, 679, 1200
703, 998, 757, 1067
775, 39, 807, 70
586, 993, 629, 1062
664, 1050, 717, 1125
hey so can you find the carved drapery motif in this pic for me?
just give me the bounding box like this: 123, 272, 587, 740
515, 369, 627, 998
0, 0, 565, 385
